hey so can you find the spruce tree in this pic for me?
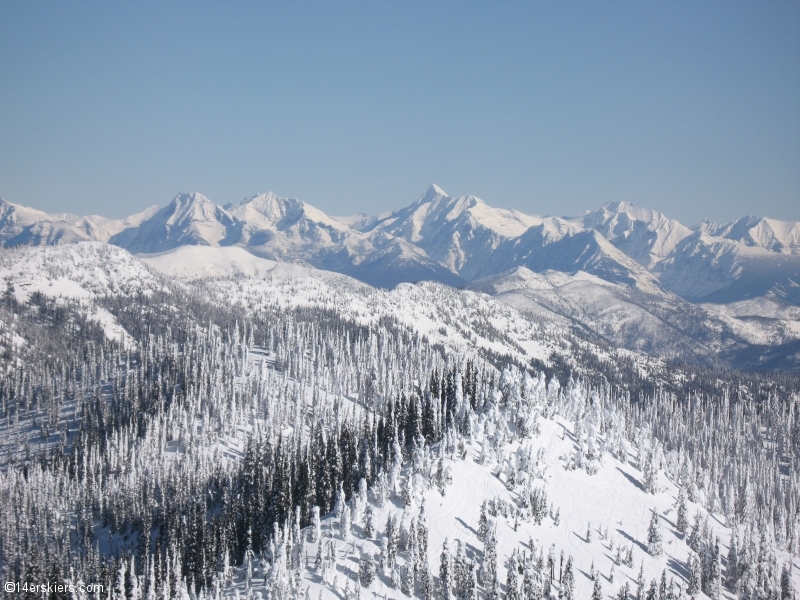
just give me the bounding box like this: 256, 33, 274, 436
636, 562, 645, 600
506, 563, 520, 600
707, 537, 721, 600
358, 549, 376, 588
561, 557, 575, 600
780, 562, 794, 600
439, 538, 453, 600
478, 500, 489, 541
726, 532, 739, 590
592, 578, 603, 600
687, 552, 701, 596
645, 579, 658, 600
647, 510, 663, 557
676, 486, 689, 535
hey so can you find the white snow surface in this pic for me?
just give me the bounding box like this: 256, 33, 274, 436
218, 412, 800, 600
140, 245, 314, 281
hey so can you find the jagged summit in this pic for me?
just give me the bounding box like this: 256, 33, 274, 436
1, 187, 798, 308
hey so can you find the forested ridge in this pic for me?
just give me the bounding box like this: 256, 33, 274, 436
0, 270, 798, 600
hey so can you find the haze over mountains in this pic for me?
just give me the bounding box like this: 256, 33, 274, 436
2, 185, 799, 370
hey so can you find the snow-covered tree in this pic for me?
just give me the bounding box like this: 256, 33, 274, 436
647, 510, 663, 557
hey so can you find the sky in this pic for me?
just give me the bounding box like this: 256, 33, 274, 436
0, 2, 798, 225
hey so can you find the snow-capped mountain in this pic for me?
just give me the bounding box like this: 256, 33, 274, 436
109, 192, 241, 251
0, 197, 158, 246
1, 186, 799, 369
696, 215, 800, 254
569, 201, 694, 269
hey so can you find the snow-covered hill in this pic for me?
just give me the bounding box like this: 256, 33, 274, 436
0, 240, 798, 600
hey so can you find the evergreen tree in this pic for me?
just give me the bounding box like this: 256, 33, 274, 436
358, 549, 376, 588
636, 562, 645, 600
686, 552, 701, 596
341, 502, 352, 541
726, 531, 738, 589
780, 562, 795, 600
483, 523, 498, 586
645, 579, 658, 600
478, 500, 489, 541
647, 510, 663, 557
439, 539, 453, 600
506, 563, 520, 600
707, 537, 721, 600
523, 567, 543, 600
561, 557, 575, 600
592, 578, 603, 600
676, 486, 689, 535
364, 503, 374, 539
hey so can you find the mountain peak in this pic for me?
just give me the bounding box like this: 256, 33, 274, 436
602, 200, 639, 213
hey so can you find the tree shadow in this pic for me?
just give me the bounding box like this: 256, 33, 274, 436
616, 528, 648, 554
572, 531, 590, 544
615, 467, 643, 491
456, 517, 478, 536
667, 556, 689, 583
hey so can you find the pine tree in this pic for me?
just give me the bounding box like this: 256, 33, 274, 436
687, 552, 701, 596
676, 486, 689, 535
617, 582, 630, 600
726, 531, 739, 589
647, 510, 663, 557
312, 506, 321, 543
478, 500, 489, 541
523, 567, 543, 600
636, 562, 645, 600
707, 537, 721, 600
341, 502, 352, 541
439, 539, 453, 600
780, 561, 795, 600
482, 523, 498, 586
506, 563, 520, 600
364, 503, 374, 539
358, 549, 376, 588
592, 578, 603, 600
467, 566, 478, 600
561, 557, 575, 600
645, 579, 657, 600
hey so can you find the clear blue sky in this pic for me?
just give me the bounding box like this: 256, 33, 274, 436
1, 1, 798, 224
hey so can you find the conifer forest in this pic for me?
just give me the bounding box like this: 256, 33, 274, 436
0, 243, 798, 600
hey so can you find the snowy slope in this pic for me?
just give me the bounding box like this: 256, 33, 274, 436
570, 201, 693, 269
357, 185, 543, 276
0, 198, 158, 246
140, 245, 314, 281
697, 215, 800, 254
653, 233, 800, 304
0, 242, 165, 342
467, 266, 799, 369
109, 192, 242, 251
218, 413, 790, 600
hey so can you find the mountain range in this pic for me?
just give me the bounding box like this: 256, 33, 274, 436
2, 185, 799, 370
